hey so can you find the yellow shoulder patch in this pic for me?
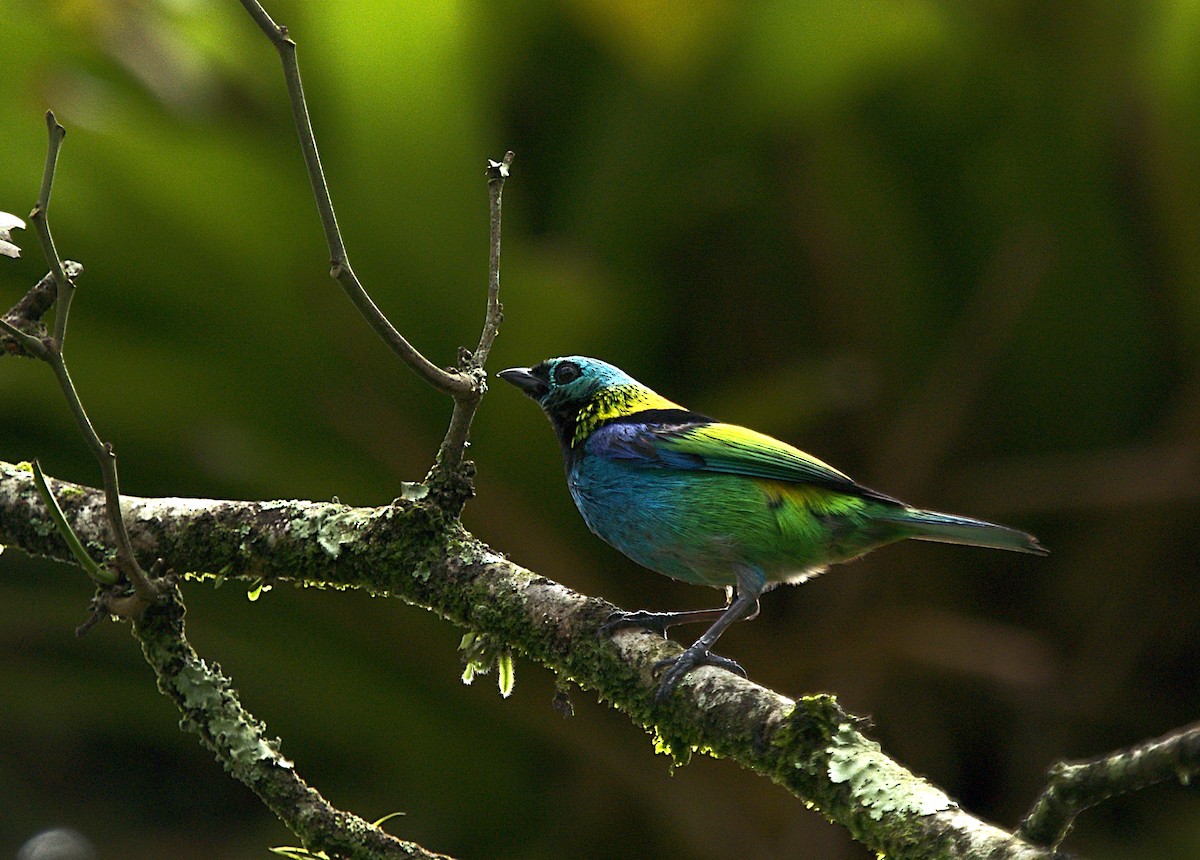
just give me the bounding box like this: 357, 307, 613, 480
573, 385, 684, 446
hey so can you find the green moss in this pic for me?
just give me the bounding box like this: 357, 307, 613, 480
773, 694, 846, 773
651, 727, 694, 768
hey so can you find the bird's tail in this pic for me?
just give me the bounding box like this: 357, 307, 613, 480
882, 508, 1048, 555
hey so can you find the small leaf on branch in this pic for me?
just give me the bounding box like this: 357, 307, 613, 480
247, 578, 272, 601
270, 847, 331, 859
459, 630, 516, 696
497, 651, 515, 698
371, 811, 407, 828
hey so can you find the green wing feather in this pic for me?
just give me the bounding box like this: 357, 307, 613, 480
654, 422, 902, 503
654, 422, 1045, 555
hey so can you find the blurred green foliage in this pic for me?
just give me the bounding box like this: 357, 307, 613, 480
3, 1, 1200, 858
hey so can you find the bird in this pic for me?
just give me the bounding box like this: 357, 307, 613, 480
498, 356, 1047, 702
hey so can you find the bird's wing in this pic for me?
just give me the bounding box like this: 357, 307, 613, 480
589, 418, 901, 502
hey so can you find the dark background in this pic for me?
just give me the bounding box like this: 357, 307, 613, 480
3, 2, 1200, 858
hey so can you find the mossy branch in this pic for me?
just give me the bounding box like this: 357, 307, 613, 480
1019, 721, 1200, 848
0, 461, 1071, 860
136, 580, 454, 860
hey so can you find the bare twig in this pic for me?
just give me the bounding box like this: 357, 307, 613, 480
430, 153, 515, 490
0, 263, 84, 357
31, 460, 117, 585
44, 351, 156, 600
238, 0, 516, 509
236, 0, 470, 397
474, 153, 514, 367
13, 115, 159, 608
1019, 721, 1200, 848
27, 112, 75, 346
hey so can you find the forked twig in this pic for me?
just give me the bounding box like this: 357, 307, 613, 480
237, 1, 513, 502
12, 114, 160, 608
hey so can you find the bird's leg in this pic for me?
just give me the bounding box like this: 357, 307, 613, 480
600, 606, 731, 638
600, 586, 761, 638
652, 580, 762, 703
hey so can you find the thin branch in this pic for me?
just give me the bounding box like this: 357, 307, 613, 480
136, 581, 455, 860
42, 351, 158, 603
473, 153, 514, 366
27, 111, 75, 346
237, 2, 515, 508
236, 0, 470, 397
429, 154, 515, 488
0, 264, 81, 359
0, 315, 50, 361
1019, 721, 1200, 848
0, 263, 83, 348
11, 115, 160, 606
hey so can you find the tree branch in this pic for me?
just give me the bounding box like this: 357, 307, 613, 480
136, 578, 454, 860
28, 111, 75, 346
0, 461, 1069, 860
1019, 721, 1200, 848
4, 110, 457, 855
0, 263, 83, 358
236, 0, 469, 398
236, 1, 514, 509
430, 152, 515, 492
6, 118, 159, 607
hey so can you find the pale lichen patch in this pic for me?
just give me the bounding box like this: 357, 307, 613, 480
285, 504, 375, 559
827, 722, 954, 820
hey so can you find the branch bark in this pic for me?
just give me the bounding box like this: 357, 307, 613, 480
0, 461, 1067, 860
0, 263, 82, 357
1019, 721, 1200, 848
137, 580, 453, 860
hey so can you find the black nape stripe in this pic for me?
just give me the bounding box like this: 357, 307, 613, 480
600, 408, 713, 427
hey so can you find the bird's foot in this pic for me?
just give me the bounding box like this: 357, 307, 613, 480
651, 644, 746, 703
599, 609, 679, 639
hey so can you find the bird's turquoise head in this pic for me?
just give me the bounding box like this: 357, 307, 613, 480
499, 356, 685, 450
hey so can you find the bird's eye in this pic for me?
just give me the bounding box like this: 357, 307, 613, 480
554, 362, 581, 385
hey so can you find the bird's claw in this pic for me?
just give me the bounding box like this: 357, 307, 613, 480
651, 645, 746, 703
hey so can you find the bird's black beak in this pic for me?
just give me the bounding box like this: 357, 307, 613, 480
498, 367, 549, 399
